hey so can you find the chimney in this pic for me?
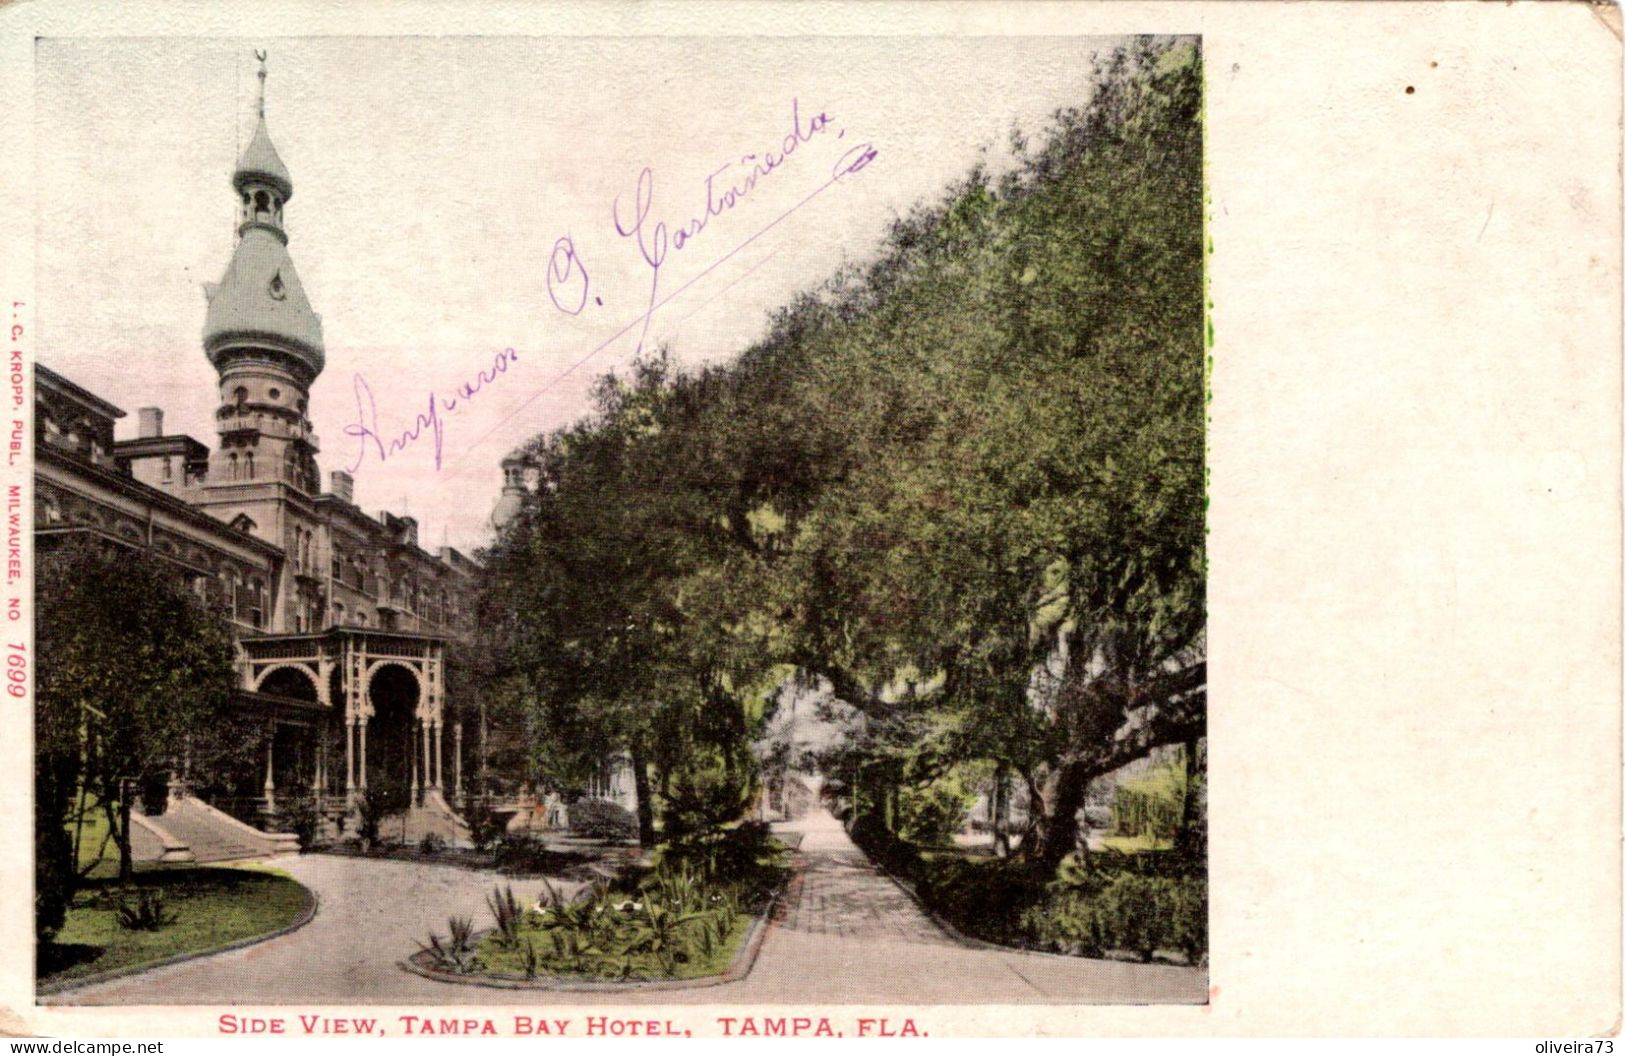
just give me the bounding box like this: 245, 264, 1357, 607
330, 469, 354, 502
137, 407, 163, 438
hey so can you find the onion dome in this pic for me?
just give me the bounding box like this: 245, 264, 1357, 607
202, 229, 325, 376
233, 116, 292, 201
491, 451, 528, 529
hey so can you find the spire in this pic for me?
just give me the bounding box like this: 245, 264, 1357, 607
206, 49, 324, 379
255, 49, 267, 119
234, 50, 292, 204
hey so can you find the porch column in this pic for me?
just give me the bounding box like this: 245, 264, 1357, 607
453, 722, 463, 799
345, 719, 356, 795
313, 731, 325, 798
433, 721, 444, 790
411, 719, 420, 797
358, 718, 368, 790
263, 723, 276, 811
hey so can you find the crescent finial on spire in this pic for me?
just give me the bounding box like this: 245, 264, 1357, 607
254, 50, 268, 118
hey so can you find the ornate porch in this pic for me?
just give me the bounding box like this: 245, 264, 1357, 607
228, 628, 466, 824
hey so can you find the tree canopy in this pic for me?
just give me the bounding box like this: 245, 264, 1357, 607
480, 39, 1205, 858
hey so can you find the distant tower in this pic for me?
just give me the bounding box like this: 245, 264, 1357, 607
202, 51, 324, 494
490, 451, 527, 530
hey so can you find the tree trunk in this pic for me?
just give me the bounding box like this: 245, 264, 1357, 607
115, 785, 135, 885
992, 761, 1010, 858
1028, 760, 1090, 870
629, 744, 656, 848
1175, 736, 1203, 859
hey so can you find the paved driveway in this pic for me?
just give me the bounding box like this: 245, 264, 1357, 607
47, 811, 1205, 1006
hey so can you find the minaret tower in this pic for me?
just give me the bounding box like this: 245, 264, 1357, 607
202, 51, 324, 495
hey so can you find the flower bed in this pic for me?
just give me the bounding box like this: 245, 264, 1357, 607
407, 822, 788, 986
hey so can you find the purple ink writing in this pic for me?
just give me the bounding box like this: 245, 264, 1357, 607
344, 346, 521, 473
613, 98, 836, 353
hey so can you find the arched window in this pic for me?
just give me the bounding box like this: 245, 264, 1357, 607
234, 386, 248, 408
228, 453, 238, 480
244, 453, 255, 479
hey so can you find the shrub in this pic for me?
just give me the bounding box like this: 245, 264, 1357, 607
35, 808, 75, 943
1021, 890, 1105, 957
1019, 873, 1207, 964
893, 778, 974, 848
356, 779, 407, 847
279, 795, 322, 853
419, 831, 447, 855
464, 796, 506, 853
477, 824, 783, 981
567, 798, 637, 841
1168, 877, 1208, 965
846, 811, 922, 879
1092, 874, 1162, 960
492, 834, 590, 876
915, 856, 1048, 944
114, 887, 176, 931
487, 884, 524, 947
656, 820, 784, 901
418, 915, 480, 974
662, 760, 752, 840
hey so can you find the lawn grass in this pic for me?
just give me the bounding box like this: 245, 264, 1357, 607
39, 866, 312, 987
1099, 833, 1174, 853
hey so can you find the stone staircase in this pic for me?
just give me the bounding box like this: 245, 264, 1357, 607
377, 791, 470, 846
141, 795, 299, 863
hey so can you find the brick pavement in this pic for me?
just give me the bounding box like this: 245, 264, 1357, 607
769, 811, 958, 947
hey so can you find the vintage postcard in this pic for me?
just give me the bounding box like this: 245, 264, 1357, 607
0, 0, 1618, 1042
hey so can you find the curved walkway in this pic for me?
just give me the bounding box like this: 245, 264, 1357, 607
47, 810, 1205, 1005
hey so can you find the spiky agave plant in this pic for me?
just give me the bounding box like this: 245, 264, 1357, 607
487, 884, 524, 947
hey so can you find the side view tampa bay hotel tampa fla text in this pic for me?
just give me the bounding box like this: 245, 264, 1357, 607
33, 55, 616, 862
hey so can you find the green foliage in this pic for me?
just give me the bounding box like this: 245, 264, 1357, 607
1110, 767, 1186, 840
356, 779, 407, 847
470, 826, 784, 982
113, 887, 176, 932
35, 777, 76, 943
477, 40, 1206, 866
38, 868, 312, 987
493, 835, 585, 876
278, 795, 322, 853
902, 845, 1206, 965
913, 856, 1050, 945
845, 811, 923, 878
660, 757, 754, 841
486, 884, 524, 947
1018, 871, 1206, 964
463, 796, 506, 852
893, 777, 975, 848
417, 915, 481, 974
567, 799, 637, 841
654, 820, 786, 904
37, 537, 247, 886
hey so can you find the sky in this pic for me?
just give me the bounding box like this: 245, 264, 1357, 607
35, 35, 1122, 550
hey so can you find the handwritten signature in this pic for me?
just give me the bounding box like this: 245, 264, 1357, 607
614, 97, 839, 354
343, 346, 521, 473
